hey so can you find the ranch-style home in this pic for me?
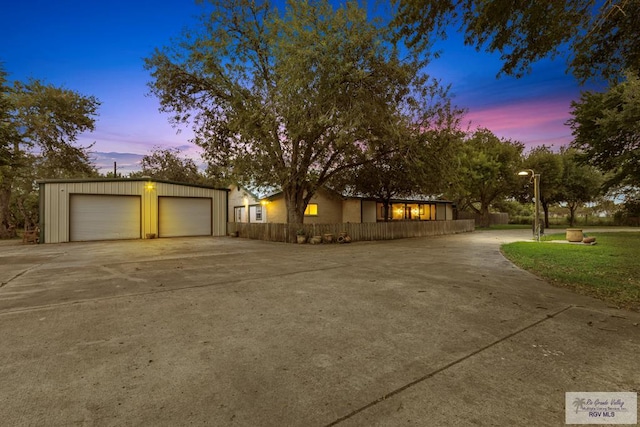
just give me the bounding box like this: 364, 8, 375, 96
38, 178, 228, 243
228, 185, 455, 224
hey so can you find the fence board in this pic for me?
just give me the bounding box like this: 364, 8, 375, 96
227, 220, 475, 243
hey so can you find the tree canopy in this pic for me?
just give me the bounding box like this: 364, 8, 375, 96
351, 124, 463, 217
557, 148, 604, 226
130, 147, 207, 185
0, 66, 99, 237
569, 70, 640, 191
521, 145, 564, 229
446, 129, 523, 227
392, 0, 640, 82
145, 0, 455, 224
0, 68, 17, 168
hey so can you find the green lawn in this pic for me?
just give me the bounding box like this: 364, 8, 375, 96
501, 232, 640, 311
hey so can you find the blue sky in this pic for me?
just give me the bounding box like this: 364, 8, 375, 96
1, 0, 600, 174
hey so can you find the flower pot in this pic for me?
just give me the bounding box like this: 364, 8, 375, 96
566, 228, 583, 242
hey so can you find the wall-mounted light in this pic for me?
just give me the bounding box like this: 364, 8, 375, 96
145, 182, 155, 191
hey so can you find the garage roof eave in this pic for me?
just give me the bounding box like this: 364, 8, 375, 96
36, 178, 230, 192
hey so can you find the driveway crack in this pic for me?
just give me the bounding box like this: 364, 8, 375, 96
0, 252, 66, 289
324, 304, 574, 427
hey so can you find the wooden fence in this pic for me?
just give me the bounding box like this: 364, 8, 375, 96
227, 220, 475, 243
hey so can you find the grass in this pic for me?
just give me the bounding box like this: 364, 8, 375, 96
501, 232, 640, 311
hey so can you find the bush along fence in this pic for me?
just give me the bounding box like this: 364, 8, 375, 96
227, 220, 475, 243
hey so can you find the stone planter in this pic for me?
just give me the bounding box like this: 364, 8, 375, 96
566, 228, 583, 242
296, 235, 307, 244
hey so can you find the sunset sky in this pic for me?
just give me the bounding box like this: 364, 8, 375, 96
2, 0, 603, 174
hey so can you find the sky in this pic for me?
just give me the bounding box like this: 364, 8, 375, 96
1, 0, 602, 175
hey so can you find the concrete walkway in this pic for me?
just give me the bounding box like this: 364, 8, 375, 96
1, 229, 638, 426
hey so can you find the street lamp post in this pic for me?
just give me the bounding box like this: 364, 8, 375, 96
518, 169, 541, 242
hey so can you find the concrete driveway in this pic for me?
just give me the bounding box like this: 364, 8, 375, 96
1, 229, 638, 426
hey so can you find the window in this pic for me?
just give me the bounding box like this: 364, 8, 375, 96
392, 203, 405, 220
255, 205, 262, 221
304, 203, 318, 216
407, 203, 420, 220
420, 204, 431, 221
234, 207, 246, 223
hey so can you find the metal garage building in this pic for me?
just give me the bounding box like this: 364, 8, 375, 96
38, 178, 228, 243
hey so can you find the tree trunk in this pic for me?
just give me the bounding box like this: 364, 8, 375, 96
283, 184, 309, 243
382, 199, 391, 222
479, 204, 491, 228
568, 202, 577, 227
542, 200, 550, 230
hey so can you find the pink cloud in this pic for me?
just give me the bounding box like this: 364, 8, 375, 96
463, 98, 575, 149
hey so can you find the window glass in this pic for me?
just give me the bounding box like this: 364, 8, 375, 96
392, 203, 405, 220
407, 204, 420, 220
304, 203, 318, 216
420, 204, 431, 221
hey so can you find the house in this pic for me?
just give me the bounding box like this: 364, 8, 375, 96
38, 178, 228, 243
228, 185, 455, 224
227, 184, 268, 224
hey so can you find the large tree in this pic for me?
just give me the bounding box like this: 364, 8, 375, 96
0, 69, 99, 238
350, 126, 464, 221
447, 129, 523, 227
520, 146, 564, 229
392, 0, 639, 82
145, 0, 452, 224
569, 70, 640, 191
557, 148, 604, 226
0, 68, 16, 168
130, 147, 207, 185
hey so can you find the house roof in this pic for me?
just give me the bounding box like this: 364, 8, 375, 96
37, 178, 229, 192
231, 183, 278, 200
257, 186, 453, 204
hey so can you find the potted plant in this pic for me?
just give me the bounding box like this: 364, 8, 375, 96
296, 229, 307, 244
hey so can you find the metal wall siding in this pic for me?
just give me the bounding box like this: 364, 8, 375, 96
212, 191, 228, 235
41, 181, 227, 242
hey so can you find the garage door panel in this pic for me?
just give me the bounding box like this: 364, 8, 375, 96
70, 195, 141, 241
159, 197, 212, 237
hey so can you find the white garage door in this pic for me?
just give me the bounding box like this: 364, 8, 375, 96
70, 195, 141, 241
158, 197, 212, 237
